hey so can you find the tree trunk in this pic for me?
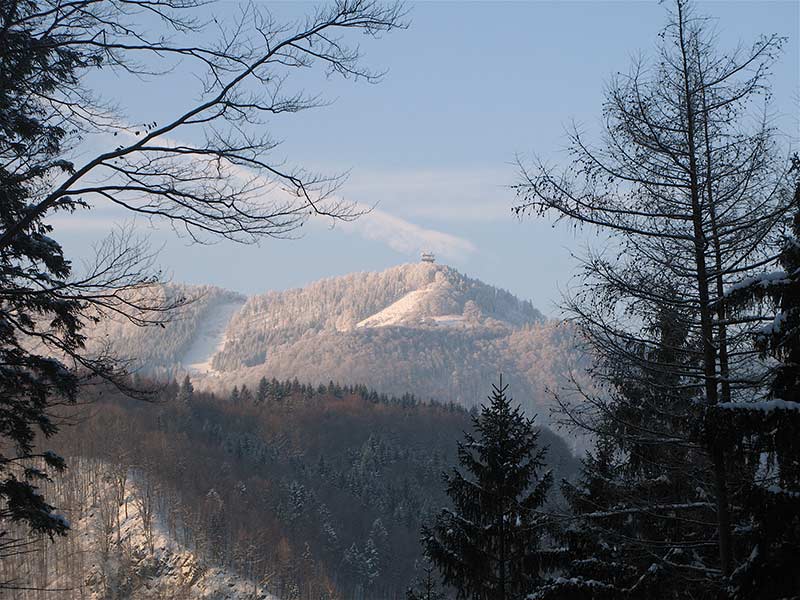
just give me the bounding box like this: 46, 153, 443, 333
676, 0, 733, 577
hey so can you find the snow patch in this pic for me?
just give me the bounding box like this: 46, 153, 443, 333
717, 399, 800, 413
725, 271, 789, 296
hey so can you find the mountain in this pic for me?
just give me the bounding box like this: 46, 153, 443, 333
89, 262, 585, 418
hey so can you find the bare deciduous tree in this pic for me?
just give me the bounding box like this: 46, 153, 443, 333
515, 0, 793, 594
0, 0, 406, 577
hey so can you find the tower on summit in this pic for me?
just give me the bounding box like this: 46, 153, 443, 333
421, 252, 435, 263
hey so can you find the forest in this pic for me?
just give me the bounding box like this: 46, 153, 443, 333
82, 263, 582, 417
1, 379, 577, 598
0, 0, 798, 599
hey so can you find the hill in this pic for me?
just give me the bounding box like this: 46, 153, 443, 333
88, 262, 584, 418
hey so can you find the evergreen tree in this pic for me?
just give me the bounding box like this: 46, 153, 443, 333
407, 563, 446, 600
0, 0, 105, 543
178, 374, 194, 405
538, 304, 718, 600
722, 162, 800, 600
256, 376, 270, 404
363, 536, 381, 587
422, 380, 552, 600
369, 517, 390, 579
229, 385, 240, 405
240, 384, 253, 404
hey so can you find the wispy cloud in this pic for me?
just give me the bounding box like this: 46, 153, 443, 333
338, 205, 476, 262
48, 128, 482, 263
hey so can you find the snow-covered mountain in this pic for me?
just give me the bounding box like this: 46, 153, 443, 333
90, 262, 584, 416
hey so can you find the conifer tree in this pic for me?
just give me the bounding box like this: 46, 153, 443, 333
422, 380, 552, 600
722, 161, 800, 599
178, 375, 194, 405
515, 1, 794, 592
407, 563, 446, 600
256, 377, 270, 404
240, 384, 253, 405
229, 386, 241, 405
533, 305, 716, 600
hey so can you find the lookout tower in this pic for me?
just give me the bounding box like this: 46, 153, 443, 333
421, 252, 435, 263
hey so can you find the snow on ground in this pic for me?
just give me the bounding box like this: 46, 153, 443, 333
60, 470, 277, 599
183, 299, 246, 374
356, 286, 434, 328
356, 285, 468, 329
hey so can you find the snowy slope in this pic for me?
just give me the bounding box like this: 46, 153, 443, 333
356, 281, 469, 329
182, 298, 246, 374
356, 286, 435, 328
23, 465, 279, 600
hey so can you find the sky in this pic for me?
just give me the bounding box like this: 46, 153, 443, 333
55, 0, 799, 315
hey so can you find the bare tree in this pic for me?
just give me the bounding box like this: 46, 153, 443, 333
2, 0, 407, 247
0, 0, 406, 580
515, 0, 793, 594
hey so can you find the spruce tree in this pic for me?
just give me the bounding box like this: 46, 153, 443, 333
0, 0, 93, 542
178, 374, 194, 405
422, 380, 552, 600
722, 163, 800, 599
534, 306, 714, 600
407, 563, 446, 600
256, 376, 270, 404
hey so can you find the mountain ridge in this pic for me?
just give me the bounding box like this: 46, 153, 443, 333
88, 262, 583, 419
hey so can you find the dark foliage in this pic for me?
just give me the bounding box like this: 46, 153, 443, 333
722, 162, 800, 600
422, 381, 553, 600
51, 378, 577, 599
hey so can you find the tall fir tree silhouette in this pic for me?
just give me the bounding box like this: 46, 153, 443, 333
422, 379, 552, 600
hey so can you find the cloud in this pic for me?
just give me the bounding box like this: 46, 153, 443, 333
338, 205, 476, 262
49, 128, 480, 262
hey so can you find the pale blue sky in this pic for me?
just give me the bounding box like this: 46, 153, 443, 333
57, 0, 799, 315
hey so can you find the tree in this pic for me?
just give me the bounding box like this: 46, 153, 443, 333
178, 374, 194, 405
0, 0, 405, 570
721, 159, 800, 600
534, 307, 715, 600
422, 380, 552, 600
515, 0, 793, 593
406, 562, 446, 600
229, 385, 241, 405
256, 376, 270, 404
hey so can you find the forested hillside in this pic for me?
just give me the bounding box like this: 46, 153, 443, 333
17, 380, 577, 599
86, 284, 246, 375
86, 263, 586, 416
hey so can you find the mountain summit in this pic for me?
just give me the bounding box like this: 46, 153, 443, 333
90, 262, 582, 416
